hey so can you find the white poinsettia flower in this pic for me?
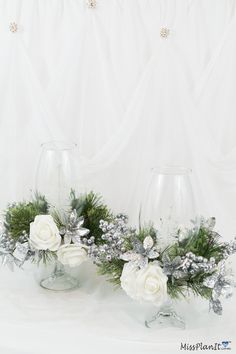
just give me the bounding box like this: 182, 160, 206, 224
30, 215, 61, 251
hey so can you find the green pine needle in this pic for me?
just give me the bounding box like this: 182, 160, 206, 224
97, 259, 125, 286
70, 190, 112, 243
5, 193, 49, 239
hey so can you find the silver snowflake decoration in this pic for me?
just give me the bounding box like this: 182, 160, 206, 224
120, 235, 159, 268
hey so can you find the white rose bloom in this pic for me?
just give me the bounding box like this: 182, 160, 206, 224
120, 261, 168, 307
57, 244, 88, 268
30, 215, 61, 251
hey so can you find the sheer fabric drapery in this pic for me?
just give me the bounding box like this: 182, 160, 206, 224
0, 0, 236, 237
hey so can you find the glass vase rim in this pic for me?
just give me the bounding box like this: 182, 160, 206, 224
40, 140, 77, 151
151, 165, 192, 175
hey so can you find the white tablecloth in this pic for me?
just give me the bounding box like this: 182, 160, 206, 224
0, 261, 235, 354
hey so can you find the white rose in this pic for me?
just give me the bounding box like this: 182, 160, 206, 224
120, 262, 168, 307
30, 215, 61, 251
57, 244, 88, 268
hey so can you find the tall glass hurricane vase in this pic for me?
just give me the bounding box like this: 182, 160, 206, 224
141, 166, 197, 247
141, 166, 197, 329
35, 141, 79, 291
36, 141, 78, 211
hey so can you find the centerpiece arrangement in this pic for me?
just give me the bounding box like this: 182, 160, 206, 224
0, 191, 235, 326
0, 191, 111, 290
0, 141, 235, 327
90, 214, 236, 327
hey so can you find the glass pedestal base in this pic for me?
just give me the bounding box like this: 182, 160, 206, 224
39, 262, 79, 291
145, 303, 185, 329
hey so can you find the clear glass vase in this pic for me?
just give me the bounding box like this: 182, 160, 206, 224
140, 166, 197, 247
36, 141, 78, 211
35, 141, 79, 291
141, 166, 196, 328
145, 297, 185, 329
37, 260, 79, 291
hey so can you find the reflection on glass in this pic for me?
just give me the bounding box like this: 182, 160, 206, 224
36, 141, 78, 210
140, 166, 197, 246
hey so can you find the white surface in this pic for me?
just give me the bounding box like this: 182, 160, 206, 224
0, 261, 235, 354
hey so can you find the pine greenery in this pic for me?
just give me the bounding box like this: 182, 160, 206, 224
98, 259, 125, 286
165, 228, 223, 261
33, 250, 57, 265
5, 193, 49, 239
70, 190, 112, 243
2, 190, 226, 302
98, 224, 225, 300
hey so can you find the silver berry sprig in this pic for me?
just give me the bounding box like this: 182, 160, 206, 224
177, 252, 216, 275
89, 214, 130, 263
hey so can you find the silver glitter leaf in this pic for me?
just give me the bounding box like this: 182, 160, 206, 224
2, 254, 16, 271
210, 299, 222, 315
172, 256, 182, 267
64, 232, 72, 245
13, 242, 29, 262
203, 217, 216, 230
120, 251, 140, 262
75, 216, 86, 229
136, 257, 148, 269
148, 248, 159, 259
69, 210, 78, 224
203, 274, 218, 289
163, 254, 184, 278
76, 227, 90, 237
178, 227, 190, 242
132, 239, 145, 254
143, 236, 154, 250
173, 270, 186, 279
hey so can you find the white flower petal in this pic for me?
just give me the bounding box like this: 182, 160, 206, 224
29, 215, 61, 251
120, 261, 168, 307
57, 244, 87, 267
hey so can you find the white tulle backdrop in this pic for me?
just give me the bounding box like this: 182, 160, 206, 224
1, 0, 236, 237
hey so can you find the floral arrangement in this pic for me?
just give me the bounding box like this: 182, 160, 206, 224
89, 215, 236, 315
0, 192, 236, 316
0, 191, 111, 270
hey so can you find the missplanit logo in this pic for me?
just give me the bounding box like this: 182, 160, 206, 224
180, 341, 232, 351
221, 341, 231, 350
